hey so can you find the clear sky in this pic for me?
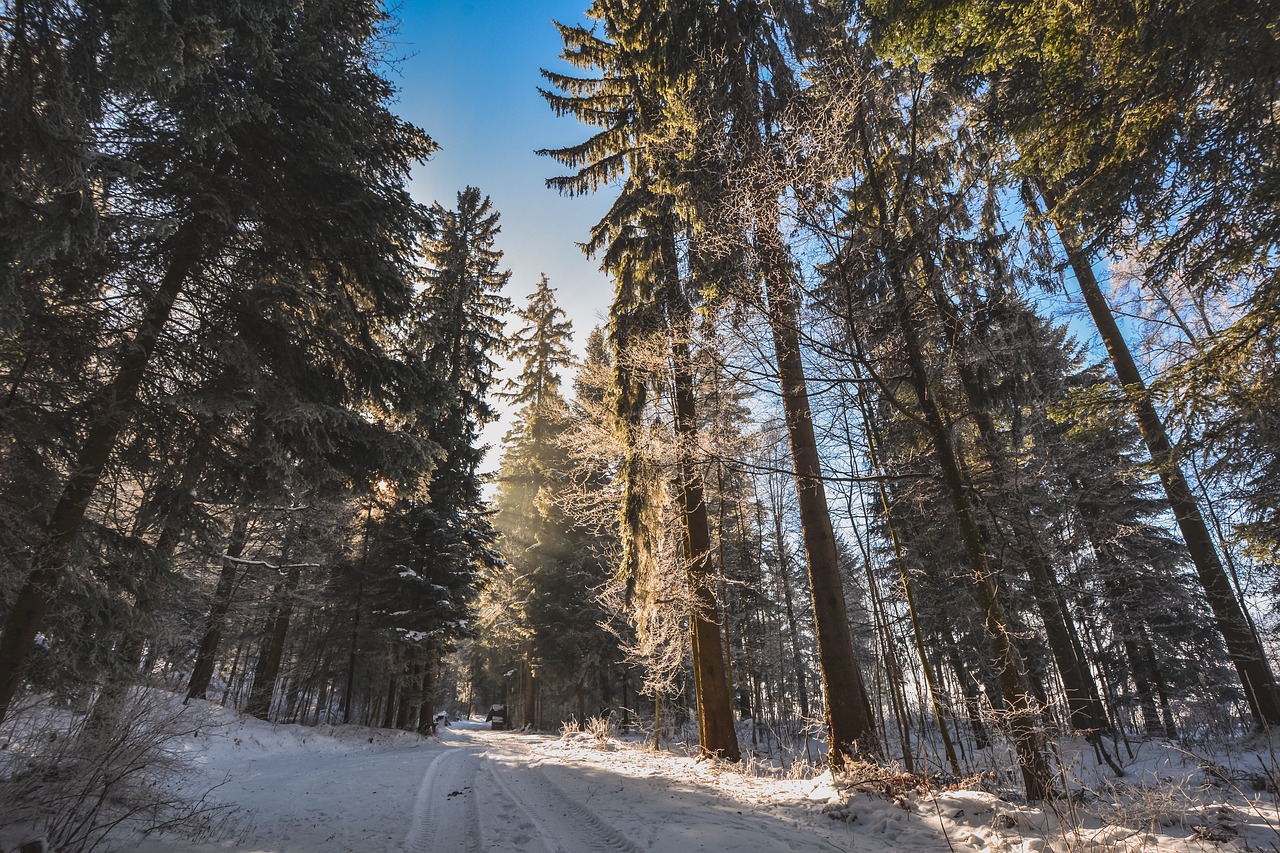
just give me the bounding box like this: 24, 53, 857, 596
388, 1, 616, 463
391, 1, 613, 346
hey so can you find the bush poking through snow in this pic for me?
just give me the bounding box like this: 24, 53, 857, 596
1089, 777, 1196, 831
583, 714, 616, 743
0, 691, 238, 853
559, 715, 618, 750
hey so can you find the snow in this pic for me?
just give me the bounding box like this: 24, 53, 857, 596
15, 699, 1280, 852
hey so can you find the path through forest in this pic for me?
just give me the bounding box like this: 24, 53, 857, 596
120, 704, 1280, 853
404, 720, 858, 852
128, 712, 918, 852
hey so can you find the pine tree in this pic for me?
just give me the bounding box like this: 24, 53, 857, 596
364, 186, 511, 730
506, 274, 574, 418
0, 0, 436, 723
871, 0, 1278, 282
875, 0, 1280, 727
490, 278, 622, 726
776, 30, 1060, 794
609, 0, 890, 767
412, 185, 510, 574
541, 10, 741, 761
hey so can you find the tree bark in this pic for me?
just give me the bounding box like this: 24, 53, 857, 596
523, 641, 537, 729
0, 220, 209, 723
947, 641, 990, 749
344, 499, 375, 724
382, 646, 400, 729
962, 378, 1110, 737
916, 251, 1112, 739
669, 330, 742, 761
1039, 182, 1280, 727
756, 221, 878, 766
757, 491, 812, 724
1143, 635, 1179, 739
245, 563, 302, 719
187, 514, 250, 701
892, 273, 1054, 800
856, 386, 962, 773
417, 644, 437, 735
398, 653, 422, 731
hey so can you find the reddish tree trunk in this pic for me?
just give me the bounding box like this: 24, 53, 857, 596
757, 221, 878, 766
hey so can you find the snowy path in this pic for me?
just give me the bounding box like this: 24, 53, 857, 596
76, 703, 1280, 853
404, 746, 483, 853
132, 715, 884, 852
481, 743, 643, 852
470, 729, 854, 853
403, 723, 853, 853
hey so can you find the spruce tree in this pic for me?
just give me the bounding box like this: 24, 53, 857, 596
619, 0, 883, 768
412, 185, 509, 565
875, 0, 1280, 727
378, 186, 510, 729
507, 275, 575, 419
0, 0, 436, 723
541, 11, 741, 761
490, 278, 621, 726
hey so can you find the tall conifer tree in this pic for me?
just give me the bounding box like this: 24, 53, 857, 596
490, 277, 620, 726
541, 10, 741, 760
0, 0, 436, 723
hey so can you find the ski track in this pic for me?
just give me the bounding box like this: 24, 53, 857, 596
403, 746, 483, 853
401, 734, 642, 853
483, 741, 644, 853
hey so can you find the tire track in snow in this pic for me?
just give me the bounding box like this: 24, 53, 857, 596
403, 746, 483, 853
487, 752, 643, 853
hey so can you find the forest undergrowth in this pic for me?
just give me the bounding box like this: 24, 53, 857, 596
0, 691, 240, 853
559, 707, 1280, 851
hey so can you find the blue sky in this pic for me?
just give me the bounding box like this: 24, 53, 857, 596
387, 2, 616, 463
391, 1, 614, 351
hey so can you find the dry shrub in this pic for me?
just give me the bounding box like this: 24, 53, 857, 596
559, 715, 618, 749
836, 759, 929, 798
1089, 777, 1195, 831
0, 690, 239, 853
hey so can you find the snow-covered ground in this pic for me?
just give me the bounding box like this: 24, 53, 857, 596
11, 700, 1280, 852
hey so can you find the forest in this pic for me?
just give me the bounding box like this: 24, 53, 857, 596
1, 0, 1278, 846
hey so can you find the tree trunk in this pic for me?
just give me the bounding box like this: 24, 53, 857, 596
1039, 182, 1280, 727
765, 499, 813, 723
417, 645, 437, 735
523, 642, 537, 729
0, 221, 209, 724
344, 500, 376, 724
1142, 635, 1179, 739
245, 563, 302, 719
84, 449, 206, 733
1123, 638, 1164, 738
892, 273, 1054, 800
669, 329, 742, 761
756, 221, 878, 767
947, 641, 990, 750
398, 653, 422, 731
917, 254, 1111, 740
187, 514, 251, 701
382, 646, 400, 729
857, 388, 962, 773
621, 668, 630, 730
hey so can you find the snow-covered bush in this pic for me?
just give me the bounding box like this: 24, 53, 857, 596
559, 714, 618, 749
0, 690, 237, 853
